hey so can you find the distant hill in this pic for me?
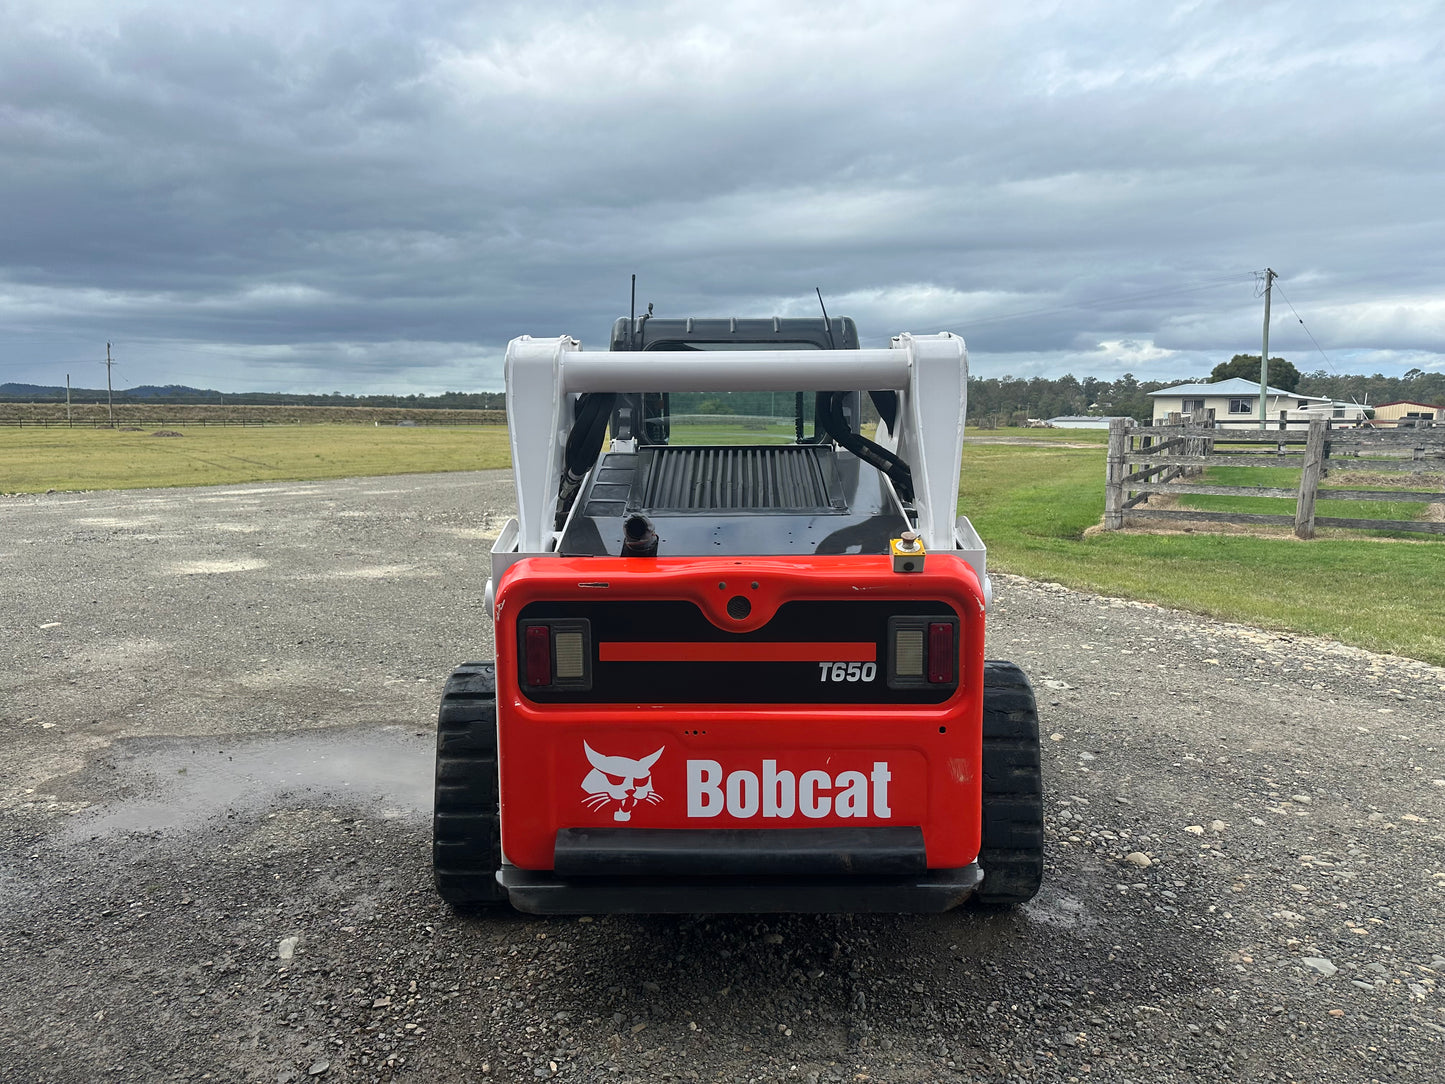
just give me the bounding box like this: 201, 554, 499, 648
1, 382, 71, 398
1, 382, 213, 399
125, 384, 217, 399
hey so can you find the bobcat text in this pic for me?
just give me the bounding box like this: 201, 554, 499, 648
686, 759, 892, 819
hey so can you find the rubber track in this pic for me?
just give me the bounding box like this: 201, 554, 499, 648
975, 659, 1045, 905
433, 662, 506, 905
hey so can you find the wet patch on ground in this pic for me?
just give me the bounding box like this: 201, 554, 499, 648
63, 725, 432, 841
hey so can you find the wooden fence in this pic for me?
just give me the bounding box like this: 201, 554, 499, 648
1104, 418, 1445, 538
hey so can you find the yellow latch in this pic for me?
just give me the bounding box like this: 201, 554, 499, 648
890, 531, 925, 573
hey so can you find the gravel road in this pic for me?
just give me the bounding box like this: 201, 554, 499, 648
2, 472, 1442, 1083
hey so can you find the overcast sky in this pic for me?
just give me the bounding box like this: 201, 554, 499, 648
2, 0, 1442, 394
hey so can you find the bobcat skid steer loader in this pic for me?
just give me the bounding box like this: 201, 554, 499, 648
433, 316, 1044, 914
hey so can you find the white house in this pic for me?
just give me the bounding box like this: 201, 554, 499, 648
1148, 378, 1368, 429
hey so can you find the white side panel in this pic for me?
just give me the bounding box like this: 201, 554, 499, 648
893, 333, 968, 552
954, 515, 990, 610
485, 517, 552, 619
505, 336, 579, 554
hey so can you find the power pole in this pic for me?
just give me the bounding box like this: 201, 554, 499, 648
104, 341, 114, 430
66, 373, 72, 427
1258, 269, 1275, 426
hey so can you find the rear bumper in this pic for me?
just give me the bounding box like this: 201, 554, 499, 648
498, 826, 982, 914
498, 859, 983, 915
554, 825, 928, 877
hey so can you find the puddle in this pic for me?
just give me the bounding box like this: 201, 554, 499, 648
65, 726, 433, 840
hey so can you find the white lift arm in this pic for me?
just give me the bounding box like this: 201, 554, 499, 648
504, 331, 968, 556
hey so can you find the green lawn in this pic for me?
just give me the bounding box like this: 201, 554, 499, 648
1174, 464, 1430, 530
0, 425, 511, 492
959, 443, 1445, 666
965, 425, 1112, 444
667, 420, 801, 445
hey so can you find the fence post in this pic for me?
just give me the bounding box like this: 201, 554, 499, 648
1294, 418, 1327, 539
1104, 418, 1129, 529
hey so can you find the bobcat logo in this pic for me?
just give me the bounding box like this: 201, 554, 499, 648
581, 742, 664, 822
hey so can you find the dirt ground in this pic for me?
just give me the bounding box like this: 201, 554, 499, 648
1, 472, 1442, 1083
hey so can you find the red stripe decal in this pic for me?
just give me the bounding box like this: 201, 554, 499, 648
599, 641, 876, 663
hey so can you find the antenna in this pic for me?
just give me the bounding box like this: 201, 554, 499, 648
815, 287, 838, 349
629, 274, 636, 349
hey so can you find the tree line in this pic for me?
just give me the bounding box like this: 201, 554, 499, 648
966, 356, 1445, 427
7, 356, 1441, 425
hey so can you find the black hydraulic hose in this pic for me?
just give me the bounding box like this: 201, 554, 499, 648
824, 391, 914, 502
555, 392, 616, 527
565, 393, 615, 477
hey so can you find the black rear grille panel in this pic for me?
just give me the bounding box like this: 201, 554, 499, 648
516, 599, 959, 704
636, 445, 843, 513
560, 447, 908, 557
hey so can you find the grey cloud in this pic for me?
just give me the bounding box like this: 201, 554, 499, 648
1, 0, 1442, 394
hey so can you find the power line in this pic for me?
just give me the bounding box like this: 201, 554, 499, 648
1269, 278, 1340, 377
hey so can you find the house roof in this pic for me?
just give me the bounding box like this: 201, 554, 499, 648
1373, 400, 1444, 409
1149, 378, 1329, 402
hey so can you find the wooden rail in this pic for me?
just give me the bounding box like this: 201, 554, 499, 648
1104, 418, 1445, 538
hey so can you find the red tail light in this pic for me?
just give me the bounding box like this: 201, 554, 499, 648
518, 619, 593, 692
525, 625, 552, 687
887, 615, 960, 690
927, 622, 954, 684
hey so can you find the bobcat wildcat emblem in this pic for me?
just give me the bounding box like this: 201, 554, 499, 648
580, 743, 664, 822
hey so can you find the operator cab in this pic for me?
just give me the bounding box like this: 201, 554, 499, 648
557, 316, 912, 559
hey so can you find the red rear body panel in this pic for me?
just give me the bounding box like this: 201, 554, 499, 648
493, 554, 986, 872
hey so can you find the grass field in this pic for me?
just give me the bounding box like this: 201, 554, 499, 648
967, 425, 1112, 444
0, 425, 511, 492
960, 442, 1445, 666
668, 419, 801, 445
4, 422, 1441, 665
1176, 464, 1432, 532
0, 401, 504, 427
